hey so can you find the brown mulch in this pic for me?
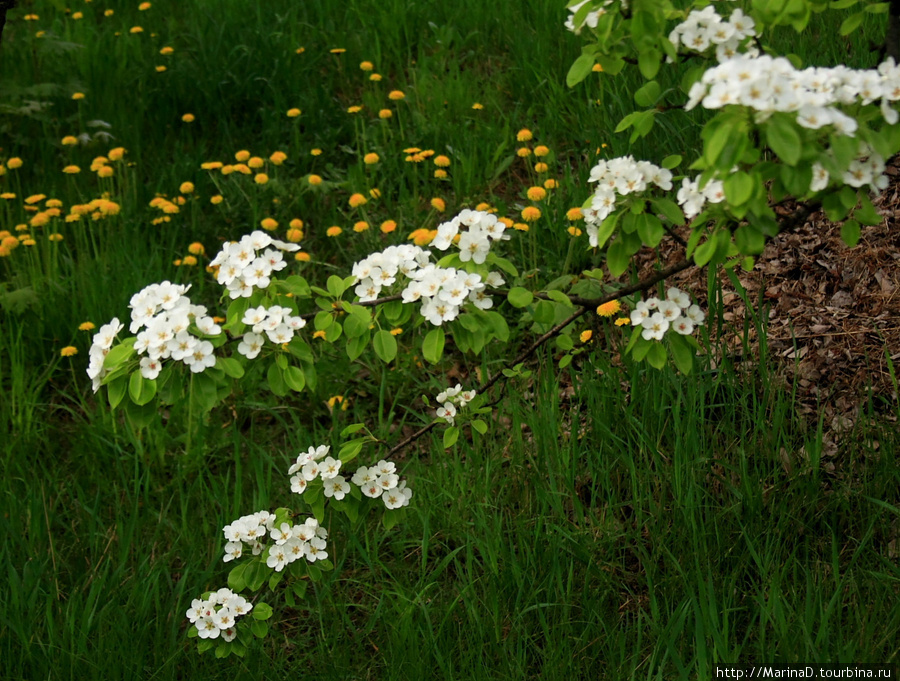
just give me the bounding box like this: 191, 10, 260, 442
628, 161, 900, 432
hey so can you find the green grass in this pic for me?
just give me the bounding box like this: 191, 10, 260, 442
1, 1, 898, 679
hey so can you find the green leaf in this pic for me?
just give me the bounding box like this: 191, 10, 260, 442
637, 48, 661, 80
546, 290, 573, 307
507, 287, 534, 308
227, 562, 249, 592
128, 370, 157, 406
107, 376, 127, 410
338, 438, 366, 464
854, 193, 882, 225
282, 275, 311, 298
252, 602, 274, 620
310, 494, 325, 523
293, 581, 308, 600
633, 80, 661, 108
668, 333, 694, 375
372, 330, 398, 363
636, 213, 664, 248
267, 363, 287, 396
593, 211, 620, 249
532, 300, 556, 324
422, 328, 445, 364
283, 365, 306, 393
340, 423, 367, 437
268, 571, 284, 591
443, 426, 459, 449
346, 332, 370, 361
484, 312, 510, 341
556, 334, 575, 351
215, 643, 231, 658
326, 275, 346, 298
646, 342, 667, 370
661, 155, 682, 170
840, 219, 861, 247
596, 54, 625, 76
251, 620, 268, 639
606, 239, 631, 277
765, 116, 802, 166
343, 313, 369, 339
839, 11, 864, 35
559, 353, 574, 369
723, 171, 753, 206
103, 342, 135, 370
471, 419, 488, 435
218, 357, 245, 379
487, 255, 519, 277
566, 52, 596, 88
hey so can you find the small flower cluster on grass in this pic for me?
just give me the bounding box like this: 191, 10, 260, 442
209, 230, 300, 299
222, 510, 328, 571
434, 384, 476, 426
237, 305, 307, 358
288, 445, 412, 510
629, 287, 706, 340
582, 156, 673, 246
186, 587, 252, 642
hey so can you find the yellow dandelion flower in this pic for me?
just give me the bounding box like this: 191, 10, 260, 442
360, 61, 374, 71
347, 105, 363, 114
370, 73, 382, 81
295, 252, 311, 262
380, 220, 397, 234
79, 321, 96, 331
139, 2, 152, 9
353, 220, 369, 233
597, 300, 622, 317
72, 92, 85, 100
289, 218, 304, 231
378, 108, 393, 119
566, 207, 583, 221
580, 330, 593, 343
2, 235, 19, 249
269, 151, 287, 165
517, 128, 533, 142
72, 12, 83, 20
521, 206, 541, 222
210, 195, 224, 205
160, 46, 174, 55
517, 147, 532, 158
104, 9, 114, 16
97, 165, 114, 178
513, 222, 529, 232
567, 226, 583, 237
130, 26, 144, 34
544, 178, 558, 189
311, 148, 322, 156
390, 328, 403, 336
534, 162, 549, 173
534, 145, 550, 157
526, 186, 547, 201
180, 181, 195, 194
0, 246, 10, 257
155, 65, 167, 72
234, 150, 250, 162
388, 90, 405, 101
308, 174, 323, 186
0, 193, 15, 200
408, 228, 436, 246
430, 197, 446, 212
287, 108, 301, 118
363, 152, 380, 165
615, 317, 630, 327
592, 63, 603, 72
234, 163, 252, 175
434, 169, 448, 179
260, 217, 278, 230
62, 136, 78, 146
330, 48, 346, 54
6, 158, 22, 169
313, 330, 327, 339
181, 113, 195, 122
295, 47, 305, 54
434, 155, 451, 168
63, 165, 81, 174
201, 161, 222, 170
326, 226, 342, 237
349, 193, 367, 208
471, 102, 484, 110
60, 346, 78, 357
220, 165, 234, 175
498, 217, 514, 228
108, 148, 126, 161
46, 199, 63, 208
248, 156, 264, 169
475, 202, 492, 212
286, 228, 303, 242
254, 173, 269, 185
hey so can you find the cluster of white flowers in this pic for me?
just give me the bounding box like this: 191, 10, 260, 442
351, 460, 413, 510
669, 6, 758, 62
629, 287, 706, 341
129, 281, 222, 378
583, 156, 673, 246
186, 587, 252, 642
86, 318, 125, 392
431, 209, 509, 264
831, 144, 888, 192
209, 230, 301, 300
434, 384, 476, 426
564, 0, 615, 34
686, 55, 900, 132
288, 445, 412, 510
222, 509, 329, 571
236, 305, 306, 359
352, 237, 506, 326
676, 175, 726, 220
